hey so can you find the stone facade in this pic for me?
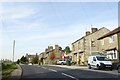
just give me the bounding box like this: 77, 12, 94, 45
39, 45, 64, 64
72, 27, 110, 65
98, 27, 120, 63
99, 34, 118, 61
26, 53, 36, 63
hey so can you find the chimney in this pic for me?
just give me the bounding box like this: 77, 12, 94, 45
55, 45, 59, 49
45, 48, 48, 52
86, 31, 91, 36
91, 28, 98, 33
50, 46, 53, 50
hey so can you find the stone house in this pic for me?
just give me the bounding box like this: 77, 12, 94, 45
40, 45, 64, 64
25, 53, 37, 63
72, 27, 110, 65
98, 27, 120, 63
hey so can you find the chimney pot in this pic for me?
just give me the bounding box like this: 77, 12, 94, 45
91, 28, 98, 33
86, 31, 91, 36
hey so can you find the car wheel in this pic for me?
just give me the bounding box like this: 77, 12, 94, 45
118, 66, 120, 73
88, 64, 91, 69
97, 64, 100, 70
61, 62, 64, 65
109, 67, 112, 71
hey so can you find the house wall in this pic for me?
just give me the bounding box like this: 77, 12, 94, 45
43, 45, 64, 64
72, 27, 110, 65
118, 33, 120, 62
99, 34, 118, 61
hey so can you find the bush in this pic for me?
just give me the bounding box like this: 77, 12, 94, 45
52, 59, 57, 65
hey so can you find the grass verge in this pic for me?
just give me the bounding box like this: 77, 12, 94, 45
2, 63, 17, 78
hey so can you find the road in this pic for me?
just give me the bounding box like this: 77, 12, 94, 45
20, 64, 120, 80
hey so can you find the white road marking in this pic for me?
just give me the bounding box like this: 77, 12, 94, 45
41, 67, 47, 69
61, 73, 79, 80
49, 69, 57, 72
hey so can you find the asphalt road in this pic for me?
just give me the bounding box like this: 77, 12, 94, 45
20, 64, 120, 80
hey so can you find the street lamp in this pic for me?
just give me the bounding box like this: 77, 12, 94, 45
13, 40, 15, 62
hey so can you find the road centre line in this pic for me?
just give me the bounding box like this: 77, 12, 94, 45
61, 73, 79, 80
40, 66, 57, 72
41, 67, 47, 69
48, 69, 57, 72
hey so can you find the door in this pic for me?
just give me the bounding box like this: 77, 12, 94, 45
92, 57, 97, 68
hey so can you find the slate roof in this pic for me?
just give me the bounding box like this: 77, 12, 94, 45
98, 27, 120, 40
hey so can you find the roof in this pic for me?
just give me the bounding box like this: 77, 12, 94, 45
72, 27, 109, 44
72, 37, 84, 44
105, 47, 117, 51
98, 27, 120, 40
40, 52, 45, 55
46, 49, 54, 53
27, 55, 36, 58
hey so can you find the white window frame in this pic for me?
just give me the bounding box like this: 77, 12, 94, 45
109, 36, 114, 43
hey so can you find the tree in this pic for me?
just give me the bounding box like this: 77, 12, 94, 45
64, 46, 71, 54
40, 57, 44, 65
20, 56, 27, 63
59, 47, 62, 51
50, 51, 56, 60
17, 59, 20, 64
31, 56, 38, 64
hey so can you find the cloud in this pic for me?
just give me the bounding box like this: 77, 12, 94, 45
1, 21, 48, 33
1, 2, 118, 61
12, 22, 85, 41
4, 17, 117, 42
1, 3, 39, 20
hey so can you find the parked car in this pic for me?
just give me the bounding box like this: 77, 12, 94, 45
117, 63, 120, 73
57, 59, 66, 65
88, 55, 113, 70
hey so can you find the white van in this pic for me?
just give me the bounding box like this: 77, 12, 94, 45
88, 55, 113, 70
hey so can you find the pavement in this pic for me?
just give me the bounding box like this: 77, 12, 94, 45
10, 64, 22, 79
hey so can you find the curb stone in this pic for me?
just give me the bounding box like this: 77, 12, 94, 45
10, 64, 22, 80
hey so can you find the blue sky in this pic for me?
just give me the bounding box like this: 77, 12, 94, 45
0, 2, 118, 61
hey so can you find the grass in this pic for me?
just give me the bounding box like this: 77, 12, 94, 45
2, 63, 17, 78
0, 66, 1, 70
79, 65, 87, 66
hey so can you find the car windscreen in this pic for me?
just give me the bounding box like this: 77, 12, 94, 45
96, 56, 110, 61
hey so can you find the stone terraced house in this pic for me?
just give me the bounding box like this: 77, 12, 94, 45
72, 27, 110, 65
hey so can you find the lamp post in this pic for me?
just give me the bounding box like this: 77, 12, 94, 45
13, 40, 15, 62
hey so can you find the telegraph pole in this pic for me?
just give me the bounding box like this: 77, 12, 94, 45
13, 40, 15, 62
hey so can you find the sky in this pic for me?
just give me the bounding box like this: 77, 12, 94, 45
0, 1, 119, 61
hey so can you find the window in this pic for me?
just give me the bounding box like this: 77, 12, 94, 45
96, 56, 109, 61
93, 57, 96, 61
113, 50, 117, 59
78, 42, 80, 49
109, 36, 114, 43
113, 52, 116, 59
91, 40, 95, 47
101, 39, 104, 45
